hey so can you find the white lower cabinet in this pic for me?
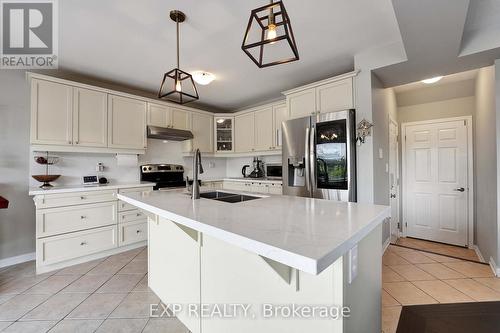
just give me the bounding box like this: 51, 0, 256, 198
222, 180, 282, 195
119, 220, 147, 246
33, 185, 153, 273
148, 217, 201, 333
37, 225, 118, 266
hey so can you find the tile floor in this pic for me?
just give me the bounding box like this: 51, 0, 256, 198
0, 246, 190, 333
394, 237, 481, 262
382, 242, 499, 333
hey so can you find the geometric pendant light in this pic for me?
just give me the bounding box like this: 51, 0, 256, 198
158, 10, 199, 104
242, 0, 299, 68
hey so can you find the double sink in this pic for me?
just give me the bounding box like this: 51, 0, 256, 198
199, 191, 261, 203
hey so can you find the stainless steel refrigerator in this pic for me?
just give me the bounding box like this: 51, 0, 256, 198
282, 109, 356, 202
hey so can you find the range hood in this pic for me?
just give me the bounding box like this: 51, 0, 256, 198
147, 125, 194, 141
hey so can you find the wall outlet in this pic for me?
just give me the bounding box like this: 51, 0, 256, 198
348, 245, 358, 284
378, 148, 383, 159
207, 162, 215, 169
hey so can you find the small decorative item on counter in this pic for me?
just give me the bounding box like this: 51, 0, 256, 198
32, 152, 60, 188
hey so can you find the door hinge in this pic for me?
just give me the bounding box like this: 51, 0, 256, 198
397, 222, 400, 229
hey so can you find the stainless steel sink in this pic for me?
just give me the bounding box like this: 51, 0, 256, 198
198, 191, 261, 203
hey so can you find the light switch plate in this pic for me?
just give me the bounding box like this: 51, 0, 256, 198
378, 148, 383, 159
348, 245, 358, 284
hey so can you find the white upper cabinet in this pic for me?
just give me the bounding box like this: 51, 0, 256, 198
316, 78, 354, 113
73, 88, 108, 147
31, 79, 73, 145
147, 104, 190, 130
235, 112, 255, 153
147, 103, 169, 127
189, 112, 213, 153
254, 107, 273, 151
273, 103, 288, 148
170, 107, 191, 130
108, 95, 147, 149
287, 88, 316, 119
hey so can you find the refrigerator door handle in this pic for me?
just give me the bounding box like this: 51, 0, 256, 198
309, 125, 316, 193
305, 127, 311, 192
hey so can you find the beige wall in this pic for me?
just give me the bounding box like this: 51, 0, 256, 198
475, 65, 497, 265
0, 70, 35, 262
398, 96, 475, 124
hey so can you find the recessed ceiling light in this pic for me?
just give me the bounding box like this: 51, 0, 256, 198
421, 76, 443, 84
192, 71, 216, 85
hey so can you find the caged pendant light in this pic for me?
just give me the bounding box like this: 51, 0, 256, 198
242, 0, 299, 68
158, 10, 199, 104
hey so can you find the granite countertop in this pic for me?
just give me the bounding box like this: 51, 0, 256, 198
118, 189, 390, 275
29, 181, 155, 196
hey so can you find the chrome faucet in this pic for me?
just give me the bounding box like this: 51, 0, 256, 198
192, 149, 204, 199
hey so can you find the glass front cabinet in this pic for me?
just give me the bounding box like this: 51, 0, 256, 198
214, 116, 234, 153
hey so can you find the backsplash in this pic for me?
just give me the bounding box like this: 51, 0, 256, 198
226, 155, 281, 178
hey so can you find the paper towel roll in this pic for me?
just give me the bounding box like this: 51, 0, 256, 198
116, 154, 138, 167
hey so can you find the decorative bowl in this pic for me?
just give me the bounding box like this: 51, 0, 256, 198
34, 156, 59, 165
32, 175, 61, 188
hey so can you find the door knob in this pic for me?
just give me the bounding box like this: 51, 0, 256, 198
454, 187, 465, 192
390, 194, 396, 198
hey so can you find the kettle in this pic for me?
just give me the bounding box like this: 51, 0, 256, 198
241, 165, 250, 178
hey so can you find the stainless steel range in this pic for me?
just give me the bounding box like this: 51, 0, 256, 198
140, 164, 185, 190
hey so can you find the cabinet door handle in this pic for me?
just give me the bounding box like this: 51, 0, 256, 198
136, 230, 141, 234
454, 187, 465, 192
68, 141, 72, 144
75, 141, 79, 145
80, 215, 86, 219
80, 241, 87, 246
80, 196, 86, 200
136, 213, 141, 217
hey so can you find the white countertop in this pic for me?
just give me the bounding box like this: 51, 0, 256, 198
29, 181, 155, 196
203, 177, 282, 184
118, 190, 389, 275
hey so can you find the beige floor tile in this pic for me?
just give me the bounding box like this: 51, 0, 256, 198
443, 262, 494, 278
24, 275, 80, 294
383, 282, 437, 305
61, 274, 112, 293
444, 279, 500, 301
48, 319, 103, 333
2, 320, 57, 333
383, 252, 410, 266
383, 266, 406, 283
419, 252, 462, 263
117, 260, 147, 275
382, 290, 400, 307
395, 250, 436, 264
0, 261, 37, 278
412, 280, 473, 303
416, 263, 466, 280
21, 292, 89, 321
389, 264, 436, 281
55, 259, 104, 276
107, 248, 143, 263
474, 277, 500, 292
109, 292, 160, 319
67, 293, 127, 319
0, 294, 15, 305
381, 306, 401, 333
142, 318, 190, 333
95, 274, 144, 293
133, 249, 147, 262
95, 318, 148, 333
0, 294, 50, 321
131, 275, 149, 292
0, 276, 49, 295
86, 260, 128, 276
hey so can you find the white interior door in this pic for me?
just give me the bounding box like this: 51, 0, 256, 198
404, 119, 469, 246
389, 119, 399, 242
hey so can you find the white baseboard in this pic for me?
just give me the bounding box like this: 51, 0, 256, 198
0, 252, 35, 269
489, 257, 500, 277
471, 245, 486, 262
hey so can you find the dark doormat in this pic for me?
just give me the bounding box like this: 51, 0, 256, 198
397, 302, 500, 333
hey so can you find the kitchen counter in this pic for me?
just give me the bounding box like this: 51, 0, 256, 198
202, 177, 282, 184
118, 189, 389, 275
28, 181, 155, 196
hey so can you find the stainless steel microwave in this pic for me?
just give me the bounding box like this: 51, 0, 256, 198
265, 163, 282, 179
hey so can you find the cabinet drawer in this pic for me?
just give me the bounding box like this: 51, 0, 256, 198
118, 209, 146, 224
268, 183, 282, 195
118, 201, 139, 212
37, 225, 117, 266
118, 186, 153, 212
34, 190, 117, 209
37, 202, 118, 238
119, 220, 147, 246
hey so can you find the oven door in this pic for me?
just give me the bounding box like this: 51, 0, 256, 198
311, 110, 356, 202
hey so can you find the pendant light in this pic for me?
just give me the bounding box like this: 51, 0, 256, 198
158, 10, 199, 104
242, 0, 299, 68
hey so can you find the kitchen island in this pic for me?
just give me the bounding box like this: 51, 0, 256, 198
118, 190, 390, 333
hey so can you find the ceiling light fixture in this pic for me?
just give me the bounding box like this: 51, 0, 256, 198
158, 10, 199, 105
192, 71, 216, 85
421, 76, 443, 84
242, 0, 299, 68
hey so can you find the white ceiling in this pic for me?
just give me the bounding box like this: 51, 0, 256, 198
393, 69, 478, 93
58, 0, 402, 111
